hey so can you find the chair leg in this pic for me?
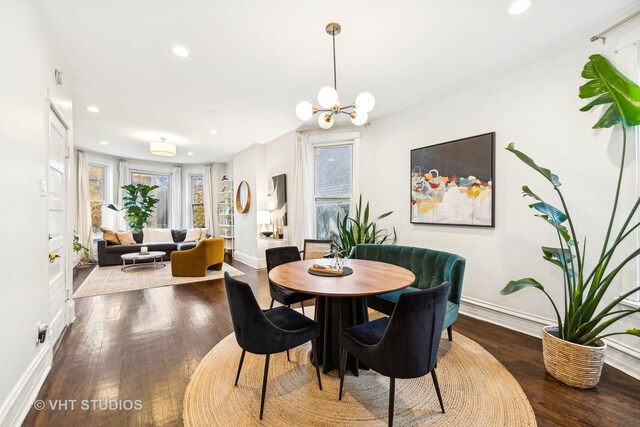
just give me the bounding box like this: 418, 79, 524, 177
286, 350, 290, 362
338, 347, 348, 400
259, 354, 271, 420
234, 350, 246, 386
311, 339, 322, 390
388, 377, 396, 427
447, 325, 453, 342
301, 300, 305, 316
431, 369, 445, 413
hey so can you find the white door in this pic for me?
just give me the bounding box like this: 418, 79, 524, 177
48, 111, 68, 346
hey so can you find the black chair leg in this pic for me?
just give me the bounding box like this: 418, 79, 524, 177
389, 377, 395, 427
259, 354, 271, 420
234, 350, 246, 386
338, 347, 348, 400
286, 350, 290, 362
270, 299, 275, 309
431, 369, 445, 413
301, 300, 305, 316
447, 325, 453, 342
311, 339, 322, 390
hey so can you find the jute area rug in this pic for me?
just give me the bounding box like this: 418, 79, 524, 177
73, 262, 244, 298
183, 328, 537, 426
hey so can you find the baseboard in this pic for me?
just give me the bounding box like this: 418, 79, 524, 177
0, 343, 52, 427
232, 251, 266, 269
460, 296, 640, 381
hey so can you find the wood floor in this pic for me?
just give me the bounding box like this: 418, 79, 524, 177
24, 257, 639, 426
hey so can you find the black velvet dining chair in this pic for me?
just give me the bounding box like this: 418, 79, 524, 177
224, 272, 322, 420
338, 282, 450, 427
265, 246, 315, 316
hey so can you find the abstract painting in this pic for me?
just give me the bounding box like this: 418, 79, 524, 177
266, 174, 287, 226
410, 132, 495, 227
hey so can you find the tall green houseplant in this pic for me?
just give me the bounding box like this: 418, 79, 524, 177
121, 184, 160, 231
501, 54, 640, 347
334, 195, 396, 257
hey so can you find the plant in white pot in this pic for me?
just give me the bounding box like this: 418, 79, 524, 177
501, 54, 640, 388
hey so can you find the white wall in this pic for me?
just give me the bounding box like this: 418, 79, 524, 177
359, 36, 640, 376
0, 0, 73, 425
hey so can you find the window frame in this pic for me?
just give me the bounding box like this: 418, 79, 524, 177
189, 173, 205, 228
309, 132, 360, 239
129, 168, 172, 229
88, 161, 112, 237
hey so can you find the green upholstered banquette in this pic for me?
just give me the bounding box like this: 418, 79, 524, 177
353, 244, 466, 340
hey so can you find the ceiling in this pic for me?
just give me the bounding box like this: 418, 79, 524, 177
38, 0, 637, 164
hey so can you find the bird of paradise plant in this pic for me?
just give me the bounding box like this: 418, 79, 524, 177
501, 54, 640, 346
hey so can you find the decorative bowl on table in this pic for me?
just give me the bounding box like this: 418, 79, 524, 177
261, 231, 274, 238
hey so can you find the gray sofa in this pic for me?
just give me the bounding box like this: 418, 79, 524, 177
97, 229, 206, 267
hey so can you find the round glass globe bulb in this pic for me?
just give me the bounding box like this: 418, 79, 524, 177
317, 86, 338, 109
355, 92, 375, 113
318, 113, 334, 130
295, 101, 314, 121
350, 110, 368, 126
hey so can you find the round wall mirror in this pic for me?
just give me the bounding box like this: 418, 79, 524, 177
236, 181, 251, 213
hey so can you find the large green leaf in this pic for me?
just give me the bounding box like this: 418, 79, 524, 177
506, 144, 561, 187
500, 278, 545, 295
579, 54, 640, 128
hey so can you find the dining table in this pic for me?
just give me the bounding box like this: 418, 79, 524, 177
268, 258, 416, 374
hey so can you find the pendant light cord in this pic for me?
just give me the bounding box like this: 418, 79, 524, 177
332, 29, 337, 91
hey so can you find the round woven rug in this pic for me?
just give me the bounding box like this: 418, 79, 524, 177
183, 331, 536, 426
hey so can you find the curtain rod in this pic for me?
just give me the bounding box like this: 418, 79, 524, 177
591, 9, 640, 43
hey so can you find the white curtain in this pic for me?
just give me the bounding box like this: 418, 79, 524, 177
171, 166, 182, 229
116, 160, 130, 230
291, 132, 314, 249
203, 164, 217, 235
76, 151, 93, 260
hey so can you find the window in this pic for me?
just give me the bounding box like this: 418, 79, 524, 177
131, 171, 170, 228
89, 164, 106, 235
314, 144, 353, 240
190, 174, 205, 228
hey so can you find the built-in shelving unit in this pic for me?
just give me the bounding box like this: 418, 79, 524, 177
218, 178, 234, 254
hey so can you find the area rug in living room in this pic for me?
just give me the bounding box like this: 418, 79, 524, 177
73, 262, 244, 298
183, 331, 537, 426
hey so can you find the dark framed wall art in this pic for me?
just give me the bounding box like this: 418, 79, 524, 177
410, 132, 495, 227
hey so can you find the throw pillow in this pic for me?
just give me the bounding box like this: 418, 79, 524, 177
184, 228, 203, 242
116, 231, 136, 245
142, 228, 173, 244
100, 227, 120, 245
198, 229, 210, 242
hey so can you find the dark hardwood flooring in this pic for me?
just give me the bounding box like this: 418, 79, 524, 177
23, 257, 639, 426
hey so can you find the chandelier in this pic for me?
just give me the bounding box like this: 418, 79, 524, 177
295, 23, 375, 129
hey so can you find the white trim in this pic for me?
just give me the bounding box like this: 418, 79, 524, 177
233, 251, 265, 269
0, 342, 52, 427
459, 296, 640, 380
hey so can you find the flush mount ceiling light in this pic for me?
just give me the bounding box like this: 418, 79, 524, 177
87, 106, 100, 113
100, 140, 109, 145
172, 46, 190, 58
187, 151, 194, 156
149, 137, 176, 157
295, 23, 375, 129
509, 0, 532, 15
209, 129, 218, 135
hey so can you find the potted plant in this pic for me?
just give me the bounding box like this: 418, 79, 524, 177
501, 55, 640, 388
121, 184, 160, 231
334, 195, 397, 258
72, 232, 92, 267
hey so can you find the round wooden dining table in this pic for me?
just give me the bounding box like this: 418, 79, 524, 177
268, 258, 416, 374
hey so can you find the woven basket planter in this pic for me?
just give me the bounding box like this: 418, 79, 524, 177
541, 326, 607, 389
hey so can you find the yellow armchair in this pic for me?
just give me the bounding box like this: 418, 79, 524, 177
171, 237, 225, 277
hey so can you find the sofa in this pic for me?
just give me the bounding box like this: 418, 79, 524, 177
97, 229, 208, 267
352, 244, 466, 341
171, 237, 225, 277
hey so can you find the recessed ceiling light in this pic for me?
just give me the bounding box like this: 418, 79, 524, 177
87, 106, 100, 113
187, 152, 194, 156
172, 46, 189, 58
100, 141, 109, 145
509, 0, 531, 15
209, 129, 218, 135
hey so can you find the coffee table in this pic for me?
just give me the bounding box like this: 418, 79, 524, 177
269, 258, 415, 374
121, 251, 166, 272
